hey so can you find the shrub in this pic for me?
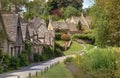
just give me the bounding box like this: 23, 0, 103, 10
55, 33, 62, 40
64, 57, 73, 64
61, 34, 71, 41
50, 15, 60, 21
37, 46, 55, 61
54, 42, 64, 57
0, 66, 3, 74
72, 48, 120, 78
2, 54, 11, 71
72, 34, 94, 41
51, 9, 62, 17
34, 53, 41, 62
9, 57, 19, 70
18, 52, 29, 67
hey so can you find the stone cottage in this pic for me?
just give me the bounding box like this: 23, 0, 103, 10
1, 13, 24, 57
48, 20, 79, 35
30, 17, 55, 48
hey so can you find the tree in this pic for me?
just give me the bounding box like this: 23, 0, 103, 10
90, 0, 120, 47
63, 6, 78, 19
1, 0, 26, 11
47, 0, 83, 12
24, 0, 47, 20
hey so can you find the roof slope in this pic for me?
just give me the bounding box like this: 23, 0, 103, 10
2, 14, 18, 42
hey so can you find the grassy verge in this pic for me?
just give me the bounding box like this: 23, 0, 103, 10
32, 63, 74, 78
64, 41, 83, 55
84, 44, 94, 50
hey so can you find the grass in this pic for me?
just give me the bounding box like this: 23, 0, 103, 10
32, 63, 74, 78
85, 44, 94, 50
55, 40, 63, 45
64, 41, 83, 55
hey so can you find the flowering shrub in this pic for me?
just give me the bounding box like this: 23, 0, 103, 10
51, 9, 62, 17
61, 34, 70, 41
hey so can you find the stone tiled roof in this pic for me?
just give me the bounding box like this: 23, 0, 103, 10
67, 23, 78, 32
31, 17, 46, 31
21, 22, 35, 41
37, 24, 48, 38
45, 30, 55, 45
50, 21, 69, 30
29, 17, 47, 38
2, 14, 18, 42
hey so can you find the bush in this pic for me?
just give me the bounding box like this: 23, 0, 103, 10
50, 15, 60, 21
61, 34, 71, 41
72, 34, 95, 41
34, 53, 40, 62
55, 33, 62, 40
9, 57, 19, 70
18, 52, 29, 67
54, 42, 64, 57
72, 48, 120, 78
64, 57, 73, 64
0, 66, 3, 74
2, 54, 11, 71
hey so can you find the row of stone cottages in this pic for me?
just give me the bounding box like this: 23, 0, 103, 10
0, 12, 55, 60
0, 9, 90, 59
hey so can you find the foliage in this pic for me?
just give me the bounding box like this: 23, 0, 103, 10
1, 0, 26, 11
51, 9, 62, 17
47, 0, 83, 12
64, 41, 83, 55
25, 40, 33, 62
49, 15, 60, 21
2, 54, 11, 66
33, 46, 54, 61
55, 33, 62, 40
72, 34, 95, 41
54, 42, 64, 57
61, 34, 70, 41
62, 6, 81, 19
64, 57, 73, 64
9, 56, 19, 70
90, 0, 120, 47
34, 53, 41, 62
18, 52, 29, 67
32, 63, 74, 78
72, 48, 120, 78
2, 54, 11, 71
24, 0, 46, 19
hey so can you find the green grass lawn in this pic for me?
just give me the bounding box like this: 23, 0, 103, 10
64, 41, 83, 55
32, 63, 74, 78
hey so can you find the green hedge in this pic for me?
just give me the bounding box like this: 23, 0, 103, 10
72, 34, 95, 40
55, 33, 62, 40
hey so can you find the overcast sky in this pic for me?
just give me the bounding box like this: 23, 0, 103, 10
83, 0, 94, 9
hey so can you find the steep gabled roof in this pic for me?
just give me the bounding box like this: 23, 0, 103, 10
31, 17, 46, 31
30, 17, 48, 38
67, 23, 78, 32
16, 15, 23, 46
2, 14, 18, 42
0, 12, 8, 42
50, 21, 69, 30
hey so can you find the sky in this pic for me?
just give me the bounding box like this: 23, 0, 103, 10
83, 0, 94, 9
